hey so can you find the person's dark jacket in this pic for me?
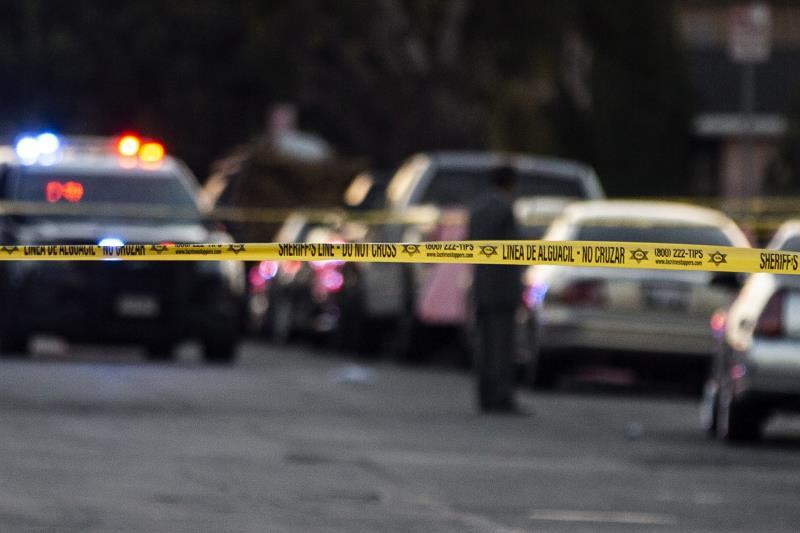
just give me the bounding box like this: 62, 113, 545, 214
468, 190, 522, 309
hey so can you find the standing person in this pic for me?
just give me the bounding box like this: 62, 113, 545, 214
468, 165, 525, 414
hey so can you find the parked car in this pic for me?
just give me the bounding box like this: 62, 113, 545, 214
249, 213, 346, 344
521, 200, 750, 388
0, 133, 245, 363
249, 170, 392, 349
701, 219, 800, 441
352, 151, 604, 361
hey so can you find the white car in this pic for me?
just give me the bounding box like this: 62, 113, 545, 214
701, 220, 800, 441
521, 200, 750, 388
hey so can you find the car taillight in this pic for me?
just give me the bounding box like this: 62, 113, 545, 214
754, 291, 785, 337
710, 310, 726, 339
559, 279, 607, 307
318, 268, 344, 293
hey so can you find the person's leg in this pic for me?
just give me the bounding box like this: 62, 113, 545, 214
494, 309, 517, 408
475, 309, 494, 410
477, 310, 514, 411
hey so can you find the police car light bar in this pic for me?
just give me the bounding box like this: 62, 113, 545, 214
15, 132, 61, 163
116, 134, 165, 162
117, 135, 140, 157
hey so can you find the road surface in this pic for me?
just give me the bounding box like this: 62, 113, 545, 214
0, 340, 799, 532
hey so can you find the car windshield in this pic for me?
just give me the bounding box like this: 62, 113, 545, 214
419, 168, 586, 206
8, 170, 199, 210
575, 223, 732, 246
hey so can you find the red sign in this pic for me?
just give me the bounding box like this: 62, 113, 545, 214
46, 181, 84, 203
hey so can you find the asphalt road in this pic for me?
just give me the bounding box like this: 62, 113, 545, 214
1, 340, 799, 532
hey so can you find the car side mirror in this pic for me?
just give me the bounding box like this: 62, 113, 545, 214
709, 271, 744, 290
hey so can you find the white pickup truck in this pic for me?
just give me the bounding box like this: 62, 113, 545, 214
350, 151, 605, 361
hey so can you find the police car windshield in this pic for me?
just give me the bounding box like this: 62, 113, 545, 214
420, 169, 585, 206
8, 169, 199, 211
575, 224, 732, 246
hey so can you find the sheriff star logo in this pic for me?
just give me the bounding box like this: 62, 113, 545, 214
708, 251, 727, 267
479, 245, 498, 258
402, 244, 420, 256
630, 248, 649, 263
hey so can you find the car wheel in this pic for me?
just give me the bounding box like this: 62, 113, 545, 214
526, 349, 558, 390
0, 331, 30, 358
521, 315, 557, 389
390, 312, 429, 363
271, 294, 294, 345
202, 338, 238, 365
145, 341, 175, 363
716, 388, 763, 442
699, 379, 719, 436
389, 266, 429, 363
328, 295, 360, 353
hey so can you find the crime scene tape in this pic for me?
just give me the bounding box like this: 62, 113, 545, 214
2, 240, 800, 275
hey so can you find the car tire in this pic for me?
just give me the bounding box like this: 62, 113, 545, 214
0, 331, 30, 358
522, 316, 558, 389
716, 388, 763, 442
390, 311, 427, 363
526, 349, 558, 390
389, 266, 430, 363
699, 380, 719, 436
270, 293, 294, 345
202, 338, 238, 365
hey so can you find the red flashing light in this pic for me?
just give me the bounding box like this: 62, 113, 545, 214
118, 135, 140, 157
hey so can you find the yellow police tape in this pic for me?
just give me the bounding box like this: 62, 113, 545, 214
2, 240, 800, 275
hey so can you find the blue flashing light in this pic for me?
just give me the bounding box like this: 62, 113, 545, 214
15, 132, 62, 164
98, 237, 125, 247
36, 133, 60, 155
15, 136, 40, 162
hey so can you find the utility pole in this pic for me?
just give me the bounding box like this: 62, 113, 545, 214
728, 3, 772, 199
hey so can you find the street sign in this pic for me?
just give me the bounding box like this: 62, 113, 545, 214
728, 3, 772, 63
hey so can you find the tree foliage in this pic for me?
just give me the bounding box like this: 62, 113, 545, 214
0, 0, 691, 194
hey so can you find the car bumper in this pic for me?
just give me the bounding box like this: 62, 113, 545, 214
5, 261, 240, 343
733, 339, 800, 403
536, 306, 715, 357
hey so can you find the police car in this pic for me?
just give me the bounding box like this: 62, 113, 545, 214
0, 133, 245, 363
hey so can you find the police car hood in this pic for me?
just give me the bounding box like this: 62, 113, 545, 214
15, 219, 210, 245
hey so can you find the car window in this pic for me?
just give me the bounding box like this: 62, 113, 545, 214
778, 235, 800, 252
419, 168, 586, 206
9, 169, 198, 209
575, 223, 732, 246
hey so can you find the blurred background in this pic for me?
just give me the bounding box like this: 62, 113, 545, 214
3, 3, 800, 531
3, 0, 799, 200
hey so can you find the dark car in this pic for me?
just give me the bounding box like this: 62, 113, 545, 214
0, 134, 245, 363
247, 171, 391, 350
